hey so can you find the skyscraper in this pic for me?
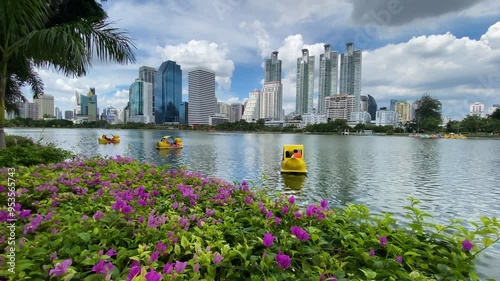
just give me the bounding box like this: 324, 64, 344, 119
318, 44, 338, 114
367, 95, 377, 121
265, 51, 282, 82
296, 49, 315, 115
260, 81, 283, 120
154, 61, 182, 123
339, 42, 362, 111
33, 94, 55, 119
139, 66, 156, 84
188, 69, 216, 125
129, 79, 154, 123
242, 90, 261, 122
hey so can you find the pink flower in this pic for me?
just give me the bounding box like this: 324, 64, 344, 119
320, 200, 328, 209
275, 251, 291, 269
49, 259, 72, 276
378, 236, 388, 246
266, 211, 273, 219
148, 251, 160, 263
290, 226, 310, 241
288, 196, 295, 204
263, 232, 275, 247
213, 253, 224, 265
274, 217, 282, 225
156, 242, 167, 253
93, 211, 104, 220
163, 262, 173, 274
281, 205, 288, 214
174, 261, 187, 274
395, 255, 403, 263
91, 260, 114, 274
193, 263, 200, 272
462, 240, 474, 251
369, 248, 375, 257
145, 268, 162, 281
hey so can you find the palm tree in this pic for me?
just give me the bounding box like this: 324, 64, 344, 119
0, 0, 136, 148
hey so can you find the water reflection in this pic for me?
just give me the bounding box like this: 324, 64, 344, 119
282, 174, 306, 190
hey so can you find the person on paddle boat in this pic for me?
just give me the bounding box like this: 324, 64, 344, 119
291, 149, 302, 158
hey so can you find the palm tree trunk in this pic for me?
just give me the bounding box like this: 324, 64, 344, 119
0, 58, 8, 149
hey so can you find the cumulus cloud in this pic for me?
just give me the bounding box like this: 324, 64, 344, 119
362, 22, 500, 118
156, 40, 235, 93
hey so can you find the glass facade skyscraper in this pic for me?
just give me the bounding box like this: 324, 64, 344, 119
339, 43, 362, 111
318, 44, 339, 114
368, 94, 377, 121
296, 49, 315, 115
154, 61, 182, 124
265, 51, 281, 82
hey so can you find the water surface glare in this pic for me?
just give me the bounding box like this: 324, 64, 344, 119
6, 128, 500, 279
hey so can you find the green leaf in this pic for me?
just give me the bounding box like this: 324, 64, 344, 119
181, 235, 190, 249
174, 244, 181, 255
78, 232, 91, 242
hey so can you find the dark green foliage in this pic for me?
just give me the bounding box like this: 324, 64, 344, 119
0, 135, 74, 167
413, 94, 442, 133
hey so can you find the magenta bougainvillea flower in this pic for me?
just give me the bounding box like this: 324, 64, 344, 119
91, 260, 114, 274
462, 240, 474, 251
275, 251, 291, 269
213, 253, 224, 264
290, 226, 310, 241
378, 236, 388, 246
263, 232, 275, 247
49, 259, 72, 276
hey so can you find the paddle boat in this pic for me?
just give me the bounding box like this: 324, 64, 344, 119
157, 136, 183, 149
280, 144, 307, 174
98, 134, 120, 144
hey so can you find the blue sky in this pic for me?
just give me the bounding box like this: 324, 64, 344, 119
36, 0, 500, 119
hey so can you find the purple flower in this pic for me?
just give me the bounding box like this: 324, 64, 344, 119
213, 253, 224, 265
281, 205, 289, 214
288, 196, 295, 204
174, 261, 187, 274
294, 211, 303, 218
205, 208, 215, 217
290, 226, 310, 241
163, 262, 173, 274
263, 232, 275, 247
105, 248, 117, 257
93, 211, 104, 220
462, 240, 474, 251
50, 252, 58, 261
275, 251, 291, 269
148, 251, 160, 263
193, 263, 200, 272
156, 242, 167, 253
145, 268, 162, 281
378, 236, 388, 246
320, 200, 328, 209
395, 255, 403, 264
266, 211, 273, 219
19, 210, 31, 219
127, 265, 143, 281
91, 260, 114, 274
369, 248, 375, 257
243, 196, 253, 204
49, 259, 72, 276
274, 217, 282, 225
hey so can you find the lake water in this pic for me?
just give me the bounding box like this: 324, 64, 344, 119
5, 128, 500, 279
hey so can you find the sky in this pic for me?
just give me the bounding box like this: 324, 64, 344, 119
32, 0, 500, 119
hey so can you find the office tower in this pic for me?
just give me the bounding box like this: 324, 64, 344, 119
389, 99, 398, 111
55, 107, 61, 119
33, 94, 55, 119
129, 78, 154, 123
139, 66, 156, 84
154, 60, 182, 123
325, 94, 355, 121
265, 51, 282, 82
84, 88, 98, 121
318, 44, 338, 114
242, 90, 260, 122
188, 69, 216, 125
179, 102, 188, 124
394, 100, 412, 122
469, 102, 484, 117
230, 103, 243, 122
217, 101, 232, 118
64, 110, 73, 120
296, 49, 315, 115
260, 81, 283, 120
339, 42, 362, 111
367, 95, 377, 121
360, 95, 368, 112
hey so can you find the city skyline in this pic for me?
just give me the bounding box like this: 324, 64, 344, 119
23, 1, 500, 119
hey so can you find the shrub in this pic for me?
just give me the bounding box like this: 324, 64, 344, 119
0, 156, 499, 280
0, 135, 74, 167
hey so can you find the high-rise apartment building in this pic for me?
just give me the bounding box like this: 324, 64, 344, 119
230, 103, 243, 122
296, 49, 315, 115
188, 69, 217, 125
470, 102, 484, 117
265, 51, 282, 82
242, 90, 261, 122
339, 42, 362, 111
260, 81, 283, 120
129, 78, 154, 123
64, 110, 73, 120
318, 44, 338, 114
154, 60, 182, 123
33, 94, 55, 119
394, 100, 412, 122
139, 66, 156, 84
325, 94, 355, 121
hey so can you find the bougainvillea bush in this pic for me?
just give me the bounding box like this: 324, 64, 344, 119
1, 156, 499, 280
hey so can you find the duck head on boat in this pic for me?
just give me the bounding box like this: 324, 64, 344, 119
157, 136, 183, 149
280, 144, 307, 174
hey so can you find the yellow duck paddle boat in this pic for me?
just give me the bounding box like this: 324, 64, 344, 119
157, 136, 183, 149
280, 144, 307, 174
98, 134, 120, 144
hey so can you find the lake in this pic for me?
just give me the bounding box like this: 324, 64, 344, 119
5, 128, 500, 279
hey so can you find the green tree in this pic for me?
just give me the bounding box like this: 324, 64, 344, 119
460, 115, 482, 133
413, 94, 442, 132
0, 0, 136, 148
491, 109, 500, 120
